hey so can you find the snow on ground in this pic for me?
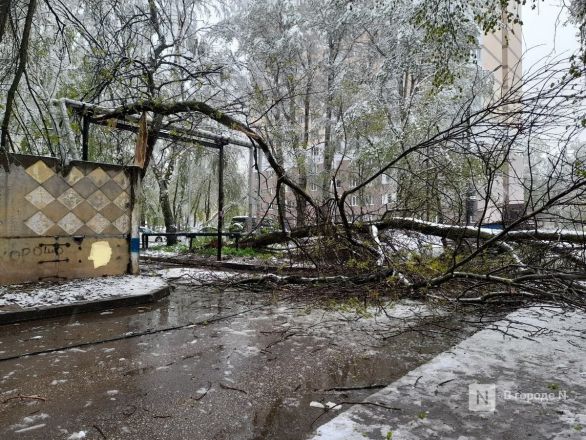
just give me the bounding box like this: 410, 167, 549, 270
0, 276, 167, 311
309, 306, 586, 440
141, 249, 180, 258
156, 267, 240, 283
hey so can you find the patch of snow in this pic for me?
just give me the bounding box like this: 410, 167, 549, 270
11, 413, 50, 432
0, 276, 167, 311
157, 267, 238, 282
310, 401, 342, 410
142, 249, 180, 258
67, 431, 87, 439
14, 424, 46, 433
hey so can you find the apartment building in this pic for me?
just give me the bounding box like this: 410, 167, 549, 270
472, 6, 525, 226
256, 8, 525, 229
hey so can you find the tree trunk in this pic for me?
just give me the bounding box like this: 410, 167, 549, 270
295, 71, 312, 227
157, 177, 178, 245
1, 0, 37, 150
320, 38, 337, 206
0, 0, 11, 44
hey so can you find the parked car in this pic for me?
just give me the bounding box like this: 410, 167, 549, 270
228, 216, 275, 234
198, 226, 218, 234
139, 226, 164, 243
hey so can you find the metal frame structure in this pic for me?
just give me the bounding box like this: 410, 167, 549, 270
51, 98, 257, 261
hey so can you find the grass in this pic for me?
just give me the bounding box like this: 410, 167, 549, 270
148, 243, 189, 253
193, 246, 274, 260
148, 242, 275, 260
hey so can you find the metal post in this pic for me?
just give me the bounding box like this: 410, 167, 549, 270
247, 147, 254, 233
130, 170, 142, 274
82, 115, 90, 161
217, 144, 225, 261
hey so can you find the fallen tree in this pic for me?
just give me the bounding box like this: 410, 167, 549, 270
89, 58, 586, 310
238, 217, 586, 249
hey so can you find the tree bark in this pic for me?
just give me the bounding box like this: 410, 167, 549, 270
1, 0, 37, 150
239, 216, 586, 248
295, 71, 312, 227
0, 0, 11, 44
320, 37, 338, 206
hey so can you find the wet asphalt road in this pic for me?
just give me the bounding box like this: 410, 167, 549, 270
0, 267, 471, 439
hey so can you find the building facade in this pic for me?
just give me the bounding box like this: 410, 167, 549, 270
255, 8, 525, 229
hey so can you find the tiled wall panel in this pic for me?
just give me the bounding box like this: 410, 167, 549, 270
0, 154, 138, 284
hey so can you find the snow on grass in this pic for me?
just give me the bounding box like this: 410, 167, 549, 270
157, 267, 239, 282
141, 249, 181, 258
0, 276, 167, 311
67, 431, 87, 439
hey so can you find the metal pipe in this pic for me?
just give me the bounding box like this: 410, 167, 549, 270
247, 147, 254, 232
217, 144, 225, 262
82, 115, 90, 161
59, 98, 254, 149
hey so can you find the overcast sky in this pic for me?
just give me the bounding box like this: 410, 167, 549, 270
522, 1, 581, 71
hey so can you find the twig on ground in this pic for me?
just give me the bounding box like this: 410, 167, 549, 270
93, 424, 107, 439
319, 384, 386, 392
219, 383, 247, 394
2, 394, 46, 404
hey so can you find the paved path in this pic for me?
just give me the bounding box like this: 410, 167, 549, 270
309, 306, 586, 440
0, 266, 471, 439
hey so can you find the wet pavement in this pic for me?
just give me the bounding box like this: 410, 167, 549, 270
0, 265, 473, 439
310, 306, 586, 440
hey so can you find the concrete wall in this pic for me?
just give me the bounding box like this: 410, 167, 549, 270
0, 153, 140, 285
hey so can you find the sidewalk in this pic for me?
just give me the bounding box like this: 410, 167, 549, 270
308, 306, 586, 440
0, 276, 170, 325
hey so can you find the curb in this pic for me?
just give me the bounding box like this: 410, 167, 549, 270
141, 255, 317, 275
0, 285, 171, 326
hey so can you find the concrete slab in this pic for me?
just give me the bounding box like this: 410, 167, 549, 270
308, 306, 586, 440
0, 276, 170, 325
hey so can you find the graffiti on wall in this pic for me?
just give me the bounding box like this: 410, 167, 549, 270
0, 154, 138, 284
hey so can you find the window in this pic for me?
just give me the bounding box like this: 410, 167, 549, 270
350, 195, 358, 206
364, 195, 374, 206
383, 193, 396, 204
310, 163, 318, 175
381, 174, 389, 185
310, 182, 318, 192
311, 146, 320, 156
335, 179, 342, 188
350, 176, 359, 188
